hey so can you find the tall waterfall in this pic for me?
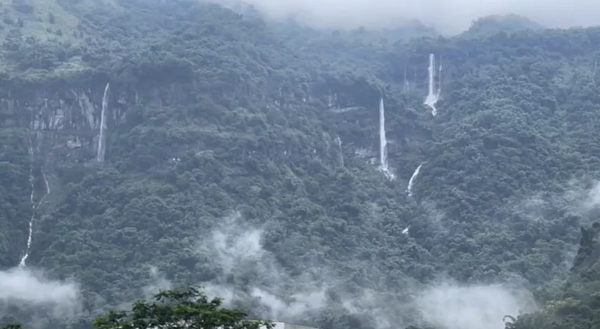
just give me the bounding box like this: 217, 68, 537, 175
97, 82, 109, 162
424, 54, 440, 116
19, 140, 51, 268
438, 55, 443, 96
378, 98, 394, 180
407, 163, 423, 197
336, 137, 344, 167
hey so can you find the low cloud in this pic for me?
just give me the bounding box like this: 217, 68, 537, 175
213, 0, 600, 34
0, 267, 80, 319
142, 266, 173, 299
196, 212, 328, 321
584, 181, 600, 210
415, 282, 537, 329
195, 212, 537, 329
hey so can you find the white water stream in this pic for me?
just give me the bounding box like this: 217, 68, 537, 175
378, 98, 394, 180
97, 82, 110, 162
424, 54, 440, 116
407, 164, 423, 197
19, 140, 51, 268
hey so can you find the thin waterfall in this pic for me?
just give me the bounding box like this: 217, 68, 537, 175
438, 55, 443, 96
336, 137, 344, 167
97, 82, 109, 162
19, 144, 51, 268
424, 54, 439, 116
378, 98, 394, 180
19, 140, 35, 268
407, 163, 423, 197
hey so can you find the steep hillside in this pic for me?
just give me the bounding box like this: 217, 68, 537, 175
504, 223, 600, 329
2, 0, 600, 329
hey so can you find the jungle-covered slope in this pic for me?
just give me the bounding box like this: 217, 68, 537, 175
2, 0, 600, 328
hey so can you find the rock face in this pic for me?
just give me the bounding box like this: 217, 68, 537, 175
5, 85, 102, 160
0, 78, 169, 265
1, 79, 190, 171
571, 222, 600, 271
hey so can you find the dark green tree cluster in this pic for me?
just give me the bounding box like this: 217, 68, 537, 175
1, 287, 271, 329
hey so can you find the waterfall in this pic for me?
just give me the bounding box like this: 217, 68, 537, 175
407, 163, 423, 197
97, 82, 109, 162
19, 141, 51, 268
424, 54, 439, 116
336, 137, 344, 167
378, 98, 394, 180
438, 55, 443, 96
379, 98, 387, 170
19, 141, 35, 268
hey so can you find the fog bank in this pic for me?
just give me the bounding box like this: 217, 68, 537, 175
214, 0, 600, 34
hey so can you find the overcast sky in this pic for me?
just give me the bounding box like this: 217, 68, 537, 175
215, 0, 600, 34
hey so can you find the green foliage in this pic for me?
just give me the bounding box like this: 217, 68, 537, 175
93, 287, 273, 329
0, 324, 23, 329
465, 14, 543, 37
1, 1, 600, 329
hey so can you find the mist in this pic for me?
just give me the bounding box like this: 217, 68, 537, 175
142, 266, 173, 299
213, 0, 600, 34
194, 212, 538, 329
196, 212, 329, 322
415, 283, 537, 329
0, 267, 80, 320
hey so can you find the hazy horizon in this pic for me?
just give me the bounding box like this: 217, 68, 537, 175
213, 0, 600, 34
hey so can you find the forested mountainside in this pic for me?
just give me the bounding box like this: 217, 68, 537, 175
2, 0, 600, 329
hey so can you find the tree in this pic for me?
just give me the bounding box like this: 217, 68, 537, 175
92, 287, 273, 329
1, 324, 23, 329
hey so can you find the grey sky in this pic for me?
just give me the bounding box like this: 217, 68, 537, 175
215, 0, 600, 34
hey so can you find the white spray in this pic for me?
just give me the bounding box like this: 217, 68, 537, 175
407, 163, 423, 197
336, 137, 344, 167
378, 98, 394, 180
20, 140, 51, 268
97, 83, 109, 163
424, 54, 440, 116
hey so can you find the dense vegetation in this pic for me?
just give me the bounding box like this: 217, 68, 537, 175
2, 0, 600, 328
3, 287, 272, 329
93, 287, 272, 329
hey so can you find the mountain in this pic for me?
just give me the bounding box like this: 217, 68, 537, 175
464, 14, 544, 37
2, 0, 600, 329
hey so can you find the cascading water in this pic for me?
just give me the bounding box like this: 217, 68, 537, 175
378, 98, 394, 180
424, 54, 440, 116
97, 82, 109, 163
19, 141, 35, 268
438, 55, 443, 96
19, 140, 51, 268
336, 137, 344, 167
407, 163, 423, 197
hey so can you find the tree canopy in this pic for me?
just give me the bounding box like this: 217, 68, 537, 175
93, 287, 273, 329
